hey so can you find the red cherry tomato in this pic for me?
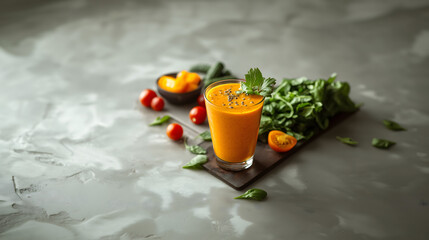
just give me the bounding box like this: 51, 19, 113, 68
151, 97, 164, 111
189, 106, 206, 125
197, 94, 205, 108
166, 123, 183, 141
139, 89, 157, 107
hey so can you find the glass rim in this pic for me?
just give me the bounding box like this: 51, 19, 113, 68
203, 79, 265, 108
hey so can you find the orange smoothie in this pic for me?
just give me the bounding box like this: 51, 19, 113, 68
204, 80, 264, 170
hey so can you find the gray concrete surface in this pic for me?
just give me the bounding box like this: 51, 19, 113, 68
1, 0, 429, 239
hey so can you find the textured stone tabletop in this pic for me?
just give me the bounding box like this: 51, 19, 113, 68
1, 0, 428, 239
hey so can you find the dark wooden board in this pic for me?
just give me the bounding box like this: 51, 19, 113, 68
201, 112, 356, 190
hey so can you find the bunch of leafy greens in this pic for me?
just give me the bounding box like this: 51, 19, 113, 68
259, 73, 358, 141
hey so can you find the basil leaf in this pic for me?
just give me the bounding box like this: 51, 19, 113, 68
234, 188, 267, 201
183, 155, 208, 169
372, 138, 396, 149
197, 131, 212, 141
184, 138, 207, 155
336, 136, 358, 146
383, 120, 406, 131
149, 115, 170, 126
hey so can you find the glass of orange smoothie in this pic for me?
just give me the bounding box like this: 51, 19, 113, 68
204, 79, 264, 171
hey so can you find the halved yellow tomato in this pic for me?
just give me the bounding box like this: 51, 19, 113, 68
268, 130, 297, 152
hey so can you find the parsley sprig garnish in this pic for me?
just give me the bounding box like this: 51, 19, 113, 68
239, 68, 276, 97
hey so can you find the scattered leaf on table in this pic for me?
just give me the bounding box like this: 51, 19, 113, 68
197, 131, 212, 141
184, 137, 207, 154
383, 120, 406, 131
149, 115, 170, 126
336, 136, 358, 146
234, 188, 267, 201
372, 138, 396, 149
183, 155, 208, 169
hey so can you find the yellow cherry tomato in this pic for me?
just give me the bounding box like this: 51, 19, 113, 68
158, 70, 201, 93
176, 70, 189, 81
185, 83, 199, 92
185, 72, 201, 85
158, 75, 187, 93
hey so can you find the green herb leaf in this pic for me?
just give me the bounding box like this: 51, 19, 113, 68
336, 136, 358, 146
383, 120, 406, 131
183, 155, 208, 169
149, 115, 170, 126
184, 138, 207, 154
197, 131, 212, 141
240, 68, 276, 97
372, 138, 396, 149
234, 188, 267, 201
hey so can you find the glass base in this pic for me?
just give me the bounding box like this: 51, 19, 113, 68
216, 155, 253, 171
